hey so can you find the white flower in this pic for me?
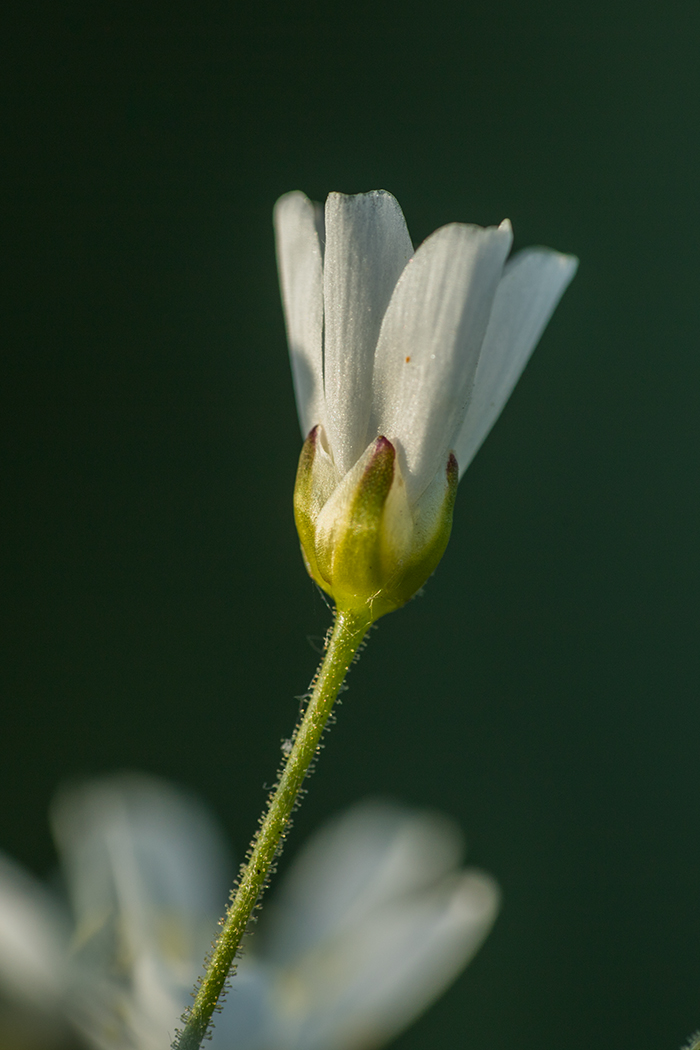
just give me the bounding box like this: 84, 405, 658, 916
274, 189, 577, 620
0, 776, 499, 1050
0, 775, 230, 1050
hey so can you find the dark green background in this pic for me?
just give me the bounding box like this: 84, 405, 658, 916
2, 1, 699, 1048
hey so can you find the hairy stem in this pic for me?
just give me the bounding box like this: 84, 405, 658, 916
173, 607, 371, 1050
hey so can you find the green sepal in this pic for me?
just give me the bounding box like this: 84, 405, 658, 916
318, 436, 397, 614
378, 452, 458, 615
293, 426, 334, 593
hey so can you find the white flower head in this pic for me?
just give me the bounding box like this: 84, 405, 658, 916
0, 774, 230, 1050
274, 189, 577, 621
0, 776, 499, 1050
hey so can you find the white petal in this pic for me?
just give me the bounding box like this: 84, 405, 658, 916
209, 959, 275, 1050
0, 850, 69, 1007
69, 951, 186, 1050
323, 191, 414, 475
50, 774, 229, 979
263, 801, 464, 965
370, 220, 513, 502
274, 191, 326, 438
268, 871, 499, 1050
455, 247, 578, 474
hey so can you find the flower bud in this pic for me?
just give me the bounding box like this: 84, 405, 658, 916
294, 426, 458, 622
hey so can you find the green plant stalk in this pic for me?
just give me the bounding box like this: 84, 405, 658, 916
173, 607, 372, 1050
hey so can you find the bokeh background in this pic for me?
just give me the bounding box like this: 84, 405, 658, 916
2, 1, 700, 1047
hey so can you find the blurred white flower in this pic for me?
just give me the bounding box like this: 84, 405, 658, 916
275, 189, 577, 619
0, 776, 498, 1050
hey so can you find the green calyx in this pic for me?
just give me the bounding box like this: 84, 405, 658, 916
293, 427, 458, 623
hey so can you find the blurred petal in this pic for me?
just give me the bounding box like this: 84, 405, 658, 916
0, 851, 68, 1008
272, 870, 498, 1050
323, 191, 413, 475
371, 221, 513, 501
455, 247, 578, 474
209, 959, 275, 1050
263, 801, 464, 964
50, 774, 229, 983
274, 191, 325, 438
259, 802, 499, 1050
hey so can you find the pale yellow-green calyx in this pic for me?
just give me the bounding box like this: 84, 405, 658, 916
294, 426, 459, 623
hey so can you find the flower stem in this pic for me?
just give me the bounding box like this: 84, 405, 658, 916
173, 607, 371, 1050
